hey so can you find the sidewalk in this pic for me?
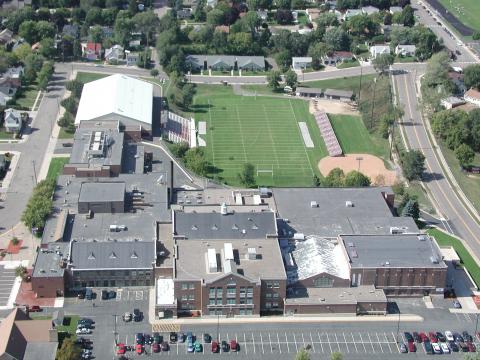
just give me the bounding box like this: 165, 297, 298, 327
0, 223, 38, 264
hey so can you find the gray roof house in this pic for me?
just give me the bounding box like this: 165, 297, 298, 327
0, 29, 13, 45
395, 44, 416, 56
361, 6, 379, 15
62, 24, 79, 38
237, 56, 265, 71
4, 108, 22, 133
105, 45, 124, 62
343, 9, 362, 20
0, 80, 19, 106
389, 6, 403, 14
186, 55, 266, 71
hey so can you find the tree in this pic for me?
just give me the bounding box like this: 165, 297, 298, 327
57, 338, 81, 360
473, 32, 480, 41
170, 142, 189, 158
150, 69, 159, 77
464, 64, 480, 90
316, 12, 338, 28
114, 11, 135, 47
66, 80, 84, 98
276, 0, 291, 9
39, 38, 57, 59
183, 148, 209, 176
284, 69, 297, 88
238, 163, 256, 187
372, 53, 394, 74
61, 96, 78, 114
22, 179, 56, 230
37, 61, 54, 90
308, 42, 330, 70
401, 150, 425, 181
15, 265, 27, 279
401, 5, 415, 27
455, 144, 475, 168
181, 83, 196, 108
344, 170, 371, 187
207, 8, 225, 25
324, 167, 345, 187
313, 174, 321, 187
128, 0, 138, 16
331, 352, 343, 360
267, 70, 282, 90
35, 21, 56, 42
295, 349, 310, 360
13, 43, 32, 62
324, 27, 350, 51
133, 11, 160, 48
401, 199, 420, 220
18, 20, 37, 44
89, 25, 104, 43
275, 9, 293, 25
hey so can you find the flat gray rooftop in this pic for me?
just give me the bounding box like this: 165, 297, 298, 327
70, 240, 155, 270
78, 182, 126, 203
341, 234, 447, 268
23, 342, 57, 360
174, 210, 277, 240
32, 243, 68, 278
285, 285, 386, 305
273, 187, 417, 237
175, 237, 286, 282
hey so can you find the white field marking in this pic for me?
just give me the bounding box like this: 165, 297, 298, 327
285, 332, 290, 353
376, 333, 383, 353
288, 99, 315, 176
260, 332, 265, 354
384, 332, 392, 353
351, 333, 358, 352
318, 332, 324, 353
310, 332, 316, 353
207, 100, 216, 167
334, 333, 341, 352
302, 332, 306, 349
244, 333, 247, 355
252, 333, 256, 354
275, 333, 281, 354
268, 332, 273, 353
261, 104, 281, 168
235, 334, 239, 356
234, 105, 248, 162
343, 333, 349, 353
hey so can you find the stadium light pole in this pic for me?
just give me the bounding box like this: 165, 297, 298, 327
370, 77, 377, 130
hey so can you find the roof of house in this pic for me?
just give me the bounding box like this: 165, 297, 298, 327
86, 42, 102, 53
4, 108, 21, 124
340, 234, 447, 268
174, 210, 277, 240
175, 237, 287, 282
370, 45, 390, 51
389, 6, 403, 13
78, 182, 126, 203
75, 74, 153, 126
292, 57, 312, 63
62, 24, 79, 37
465, 88, 480, 100
70, 240, 156, 270
361, 5, 379, 14
296, 87, 323, 94
442, 96, 465, 105
237, 56, 265, 68
32, 242, 68, 278
324, 88, 353, 98
0, 28, 13, 43
345, 9, 362, 17
396, 44, 416, 51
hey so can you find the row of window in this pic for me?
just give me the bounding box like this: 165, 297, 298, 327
73, 279, 151, 288
265, 281, 280, 289
74, 270, 151, 277
209, 286, 254, 299
209, 298, 254, 305
180, 283, 196, 290
181, 294, 195, 301
265, 292, 280, 299
207, 309, 254, 315
265, 301, 280, 309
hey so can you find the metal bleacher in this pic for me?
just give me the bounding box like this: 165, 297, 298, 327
313, 111, 343, 157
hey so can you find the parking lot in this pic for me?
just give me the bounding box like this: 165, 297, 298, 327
0, 264, 17, 307
68, 288, 150, 304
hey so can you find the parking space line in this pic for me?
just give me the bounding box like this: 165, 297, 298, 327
260, 332, 265, 354
301, 332, 306, 349
268, 332, 273, 353
342, 333, 349, 353
359, 333, 367, 352
326, 333, 332, 353
310, 332, 315, 353
317, 332, 323, 353
383, 332, 392, 353
375, 333, 383, 353
285, 332, 290, 353
252, 333, 255, 354
244, 333, 247, 355
351, 333, 357, 352
293, 333, 298, 352
275, 333, 281, 354
392, 332, 400, 353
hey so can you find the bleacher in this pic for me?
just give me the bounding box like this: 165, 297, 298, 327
313, 111, 343, 157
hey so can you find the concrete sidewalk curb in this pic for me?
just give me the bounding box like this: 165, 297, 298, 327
149, 314, 423, 325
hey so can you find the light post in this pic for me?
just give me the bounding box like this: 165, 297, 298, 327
370, 77, 377, 130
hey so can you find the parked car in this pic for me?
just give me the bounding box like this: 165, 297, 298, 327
453, 332, 464, 342
204, 333, 211, 343
211, 341, 219, 353
135, 333, 144, 345
187, 343, 194, 353
78, 318, 94, 327
170, 332, 178, 343
186, 332, 194, 343
101, 290, 108, 300
462, 331, 473, 342
77, 291, 85, 299
85, 288, 93, 300
161, 342, 169, 351
407, 342, 416, 352
194, 341, 202, 352
448, 341, 459, 352
28, 305, 42, 312
419, 332, 428, 343
152, 343, 160, 353
432, 342, 441, 354
445, 331, 454, 342
399, 343, 408, 353
76, 328, 92, 335
230, 339, 238, 352
440, 342, 450, 353
428, 332, 437, 343
436, 332, 446, 342
423, 341, 433, 354
404, 332, 414, 343
467, 342, 476, 352
458, 341, 469, 352
153, 332, 162, 344
178, 332, 185, 343
123, 312, 132, 322
412, 332, 421, 343
108, 290, 116, 299
133, 308, 142, 322
77, 323, 92, 330
453, 299, 462, 308
135, 344, 143, 354
116, 343, 126, 355
144, 334, 153, 345
221, 340, 229, 352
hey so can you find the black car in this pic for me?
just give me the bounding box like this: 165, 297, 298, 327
77, 291, 85, 299
133, 309, 142, 322
204, 333, 211, 343
108, 290, 116, 299
412, 332, 421, 343
78, 318, 95, 326
169, 332, 178, 343
101, 290, 108, 300
221, 340, 229, 352
448, 341, 459, 352
435, 332, 446, 342
136, 333, 144, 345
404, 332, 414, 343
453, 332, 464, 342
462, 331, 473, 342
153, 333, 162, 344
144, 334, 154, 345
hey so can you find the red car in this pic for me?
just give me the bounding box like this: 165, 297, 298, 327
428, 332, 438, 343
116, 343, 126, 355
152, 343, 160, 353
211, 341, 219, 353
29, 305, 42, 312
408, 342, 416, 352
477, 332, 480, 342
230, 339, 238, 352
136, 344, 143, 354
419, 332, 429, 343
467, 342, 476, 352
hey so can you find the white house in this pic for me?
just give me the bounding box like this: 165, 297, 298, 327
125, 50, 139, 66
389, 6, 403, 14
395, 44, 416, 56
464, 88, 480, 107
369, 45, 391, 59
361, 6, 379, 15
207, 0, 217, 7
441, 96, 465, 109
105, 45, 124, 62
306, 8, 320, 22
343, 9, 362, 21
3, 108, 22, 133
292, 57, 312, 70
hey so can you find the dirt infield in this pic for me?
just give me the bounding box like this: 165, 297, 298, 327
309, 99, 359, 116
318, 153, 397, 185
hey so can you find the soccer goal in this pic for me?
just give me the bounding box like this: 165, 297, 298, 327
256, 165, 274, 177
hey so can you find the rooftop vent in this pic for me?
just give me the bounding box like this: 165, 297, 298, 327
88, 252, 95, 260
211, 224, 218, 231
131, 251, 138, 259
109, 252, 117, 259
310, 201, 318, 208
385, 261, 390, 266
293, 233, 305, 241
345, 201, 354, 207
418, 235, 428, 241
191, 225, 198, 230
247, 247, 257, 260
232, 224, 239, 230
251, 223, 258, 230
207, 248, 217, 273
220, 203, 228, 215
430, 256, 439, 264
224, 243, 234, 261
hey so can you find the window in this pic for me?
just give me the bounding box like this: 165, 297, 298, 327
246, 309, 253, 315
273, 293, 279, 298
209, 288, 216, 298
272, 302, 279, 308
124, 270, 129, 276
239, 309, 245, 315
181, 295, 187, 301
240, 298, 246, 304
266, 282, 272, 289
189, 283, 195, 290
188, 294, 195, 301
265, 293, 272, 298
246, 298, 253, 304
239, 287, 246, 297
265, 302, 272, 308
227, 299, 235, 305
216, 299, 223, 305
247, 287, 253, 297
181, 283, 188, 290
313, 277, 334, 288
209, 299, 215, 305
216, 287, 223, 297
272, 281, 280, 289
227, 287, 236, 298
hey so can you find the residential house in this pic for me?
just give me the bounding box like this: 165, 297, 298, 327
448, 71, 466, 94
105, 45, 124, 62
3, 66, 23, 87
125, 50, 139, 66
389, 6, 403, 14
296, 87, 323, 97
0, 79, 18, 106
62, 24, 79, 38
369, 45, 390, 59
395, 44, 416, 56
0, 28, 13, 46
4, 108, 23, 133
464, 88, 480, 107
441, 97, 465, 109
100, 26, 114, 38
292, 57, 312, 70
298, 28, 313, 35
207, 0, 217, 7
257, 10, 268, 21
306, 8, 320, 22
81, 42, 102, 60
186, 55, 266, 71
177, 8, 192, 19
361, 6, 379, 15
343, 9, 362, 21
237, 56, 265, 71
322, 51, 354, 66
324, 89, 353, 101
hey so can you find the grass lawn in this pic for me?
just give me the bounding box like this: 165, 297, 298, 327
395, 56, 417, 63
337, 60, 360, 69
408, 182, 436, 214
76, 72, 109, 84
329, 114, 389, 159
190, 84, 327, 186
58, 127, 75, 139
300, 74, 377, 95
428, 228, 480, 288
437, 0, 480, 32
0, 129, 13, 139
10, 84, 40, 110
30, 314, 53, 320
297, 12, 309, 25
57, 315, 80, 345
46, 157, 69, 181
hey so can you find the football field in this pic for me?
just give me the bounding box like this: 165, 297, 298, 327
192, 86, 327, 186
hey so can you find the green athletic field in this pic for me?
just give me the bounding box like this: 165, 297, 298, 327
438, 0, 480, 32
192, 85, 327, 186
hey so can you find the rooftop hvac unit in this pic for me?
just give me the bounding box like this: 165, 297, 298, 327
293, 233, 305, 241
390, 226, 405, 235
310, 201, 318, 208
430, 256, 439, 264
247, 247, 257, 260
220, 203, 228, 215
207, 248, 217, 273
345, 201, 354, 207
418, 235, 428, 241
224, 243, 234, 261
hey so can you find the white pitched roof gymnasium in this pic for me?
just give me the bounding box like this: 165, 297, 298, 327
75, 74, 153, 127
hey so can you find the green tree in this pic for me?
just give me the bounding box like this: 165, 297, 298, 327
183, 148, 209, 176
308, 42, 330, 70
13, 43, 32, 62
267, 70, 282, 90
150, 69, 159, 77
128, 0, 138, 16
455, 144, 475, 168
57, 338, 81, 360
61, 96, 78, 114
401, 5, 415, 26
473, 32, 480, 41
284, 69, 297, 88
21, 179, 56, 230
401, 199, 420, 220
114, 11, 135, 47
315, 12, 338, 28
133, 11, 160, 49
372, 53, 394, 74
331, 352, 343, 360
170, 142, 189, 158
89, 25, 104, 43
207, 8, 225, 25
66, 80, 84, 98
276, 0, 291, 9
15, 265, 27, 279
324, 27, 350, 51
35, 21, 56, 42
401, 150, 425, 181
238, 163, 256, 187
295, 349, 310, 360
181, 83, 196, 109
37, 62, 54, 90
464, 64, 480, 90
324, 167, 345, 187
18, 20, 37, 44
344, 170, 371, 187
39, 38, 57, 59
313, 174, 321, 187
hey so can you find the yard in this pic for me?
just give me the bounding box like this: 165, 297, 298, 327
437, 0, 480, 32
300, 74, 377, 95
190, 84, 327, 186
336, 59, 360, 69
46, 157, 69, 181
57, 315, 80, 345
75, 72, 108, 84
9, 84, 40, 111
428, 228, 480, 288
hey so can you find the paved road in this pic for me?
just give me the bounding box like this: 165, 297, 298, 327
394, 71, 480, 258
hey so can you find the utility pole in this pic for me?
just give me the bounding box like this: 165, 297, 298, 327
358, 66, 363, 105
370, 77, 377, 130
32, 160, 37, 185
216, 312, 220, 342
